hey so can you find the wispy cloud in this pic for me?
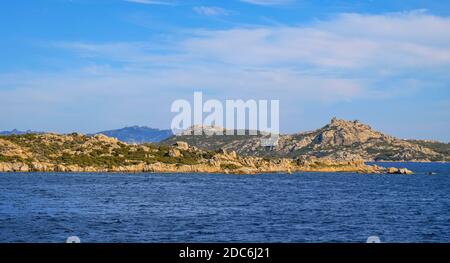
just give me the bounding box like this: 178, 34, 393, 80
39, 11, 450, 102
181, 11, 450, 70
2, 11, 450, 136
41, 12, 449, 78
193, 6, 230, 16
124, 0, 176, 5
240, 0, 294, 6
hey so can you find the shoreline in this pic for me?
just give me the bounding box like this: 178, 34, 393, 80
0, 171, 420, 175
366, 161, 450, 163
0, 161, 412, 175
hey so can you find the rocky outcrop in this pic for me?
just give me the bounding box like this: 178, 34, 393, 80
386, 167, 414, 174
168, 148, 182, 157
0, 133, 412, 174
0, 158, 410, 175
162, 118, 450, 162
92, 134, 119, 144
174, 141, 189, 151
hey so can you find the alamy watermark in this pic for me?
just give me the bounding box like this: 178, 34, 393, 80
170, 92, 279, 139
66, 236, 81, 243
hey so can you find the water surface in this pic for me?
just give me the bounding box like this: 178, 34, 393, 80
0, 162, 449, 242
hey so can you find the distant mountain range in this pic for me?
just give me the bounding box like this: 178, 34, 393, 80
163, 118, 450, 162
0, 126, 173, 144
92, 126, 173, 143
0, 129, 43, 136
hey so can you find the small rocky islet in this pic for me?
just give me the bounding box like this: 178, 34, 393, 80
0, 132, 412, 174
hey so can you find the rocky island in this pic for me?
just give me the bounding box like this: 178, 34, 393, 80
0, 132, 410, 174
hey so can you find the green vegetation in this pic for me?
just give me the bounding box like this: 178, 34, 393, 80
0, 155, 25, 163
162, 133, 264, 152
220, 163, 240, 170
308, 162, 349, 169
0, 133, 210, 168
409, 140, 450, 156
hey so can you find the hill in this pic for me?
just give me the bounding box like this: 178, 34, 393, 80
162, 118, 450, 162
93, 126, 173, 143
0, 133, 399, 174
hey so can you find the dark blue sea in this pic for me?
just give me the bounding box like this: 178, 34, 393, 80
0, 162, 449, 243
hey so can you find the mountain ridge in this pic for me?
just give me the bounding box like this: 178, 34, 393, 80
0, 129, 43, 136
92, 126, 173, 143
1, 126, 173, 144
162, 117, 450, 162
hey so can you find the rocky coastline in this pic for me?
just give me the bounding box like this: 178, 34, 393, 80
0, 133, 412, 174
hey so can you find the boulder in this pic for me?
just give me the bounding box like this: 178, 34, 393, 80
387, 167, 399, 174
92, 134, 119, 144
387, 167, 413, 174
168, 148, 182, 158
174, 141, 189, 151
399, 168, 413, 174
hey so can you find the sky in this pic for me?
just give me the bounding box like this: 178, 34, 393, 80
0, 0, 450, 141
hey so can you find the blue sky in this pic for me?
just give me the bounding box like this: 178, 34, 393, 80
1, 0, 450, 141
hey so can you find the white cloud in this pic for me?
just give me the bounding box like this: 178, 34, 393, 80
181, 12, 450, 69
193, 6, 229, 16
240, 0, 293, 6
124, 0, 175, 5
43, 11, 450, 104
56, 11, 450, 71
2, 11, 450, 133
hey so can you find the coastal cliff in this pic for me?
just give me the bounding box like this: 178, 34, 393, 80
0, 133, 409, 174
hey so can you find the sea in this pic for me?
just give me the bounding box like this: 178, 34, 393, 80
0, 162, 449, 243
